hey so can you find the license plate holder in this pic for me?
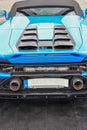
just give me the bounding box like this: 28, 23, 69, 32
24, 78, 69, 89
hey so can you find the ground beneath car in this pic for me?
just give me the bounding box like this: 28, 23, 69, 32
0, 99, 87, 130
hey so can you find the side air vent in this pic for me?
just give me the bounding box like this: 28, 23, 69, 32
54, 26, 74, 49
17, 26, 38, 50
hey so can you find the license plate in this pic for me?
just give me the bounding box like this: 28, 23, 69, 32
24, 78, 69, 88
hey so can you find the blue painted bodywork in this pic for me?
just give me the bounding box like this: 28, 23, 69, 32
0, 72, 11, 79
1, 15, 87, 79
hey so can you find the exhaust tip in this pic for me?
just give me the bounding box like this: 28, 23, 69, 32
71, 78, 84, 91
10, 79, 21, 92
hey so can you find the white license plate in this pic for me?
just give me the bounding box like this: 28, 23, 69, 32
27, 78, 69, 88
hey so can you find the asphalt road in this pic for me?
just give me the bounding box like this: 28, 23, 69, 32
0, 99, 87, 130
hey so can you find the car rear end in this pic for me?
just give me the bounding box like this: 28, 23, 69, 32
0, 2, 87, 99
0, 50, 87, 99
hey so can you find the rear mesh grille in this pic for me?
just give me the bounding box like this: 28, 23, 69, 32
17, 25, 75, 50
1, 64, 87, 73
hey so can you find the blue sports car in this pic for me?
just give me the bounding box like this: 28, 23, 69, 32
0, 0, 87, 99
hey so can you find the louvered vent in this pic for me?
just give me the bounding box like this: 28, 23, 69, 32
54, 26, 74, 49
17, 25, 75, 50
17, 26, 38, 50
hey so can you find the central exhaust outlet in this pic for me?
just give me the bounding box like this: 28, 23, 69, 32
71, 77, 84, 91
10, 78, 21, 92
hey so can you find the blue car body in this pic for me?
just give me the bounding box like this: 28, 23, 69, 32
0, 0, 87, 99
1, 15, 87, 63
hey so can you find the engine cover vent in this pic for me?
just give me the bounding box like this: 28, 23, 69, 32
17, 25, 75, 50
53, 26, 75, 49
17, 26, 38, 50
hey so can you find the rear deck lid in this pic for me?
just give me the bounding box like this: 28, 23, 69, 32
9, 15, 83, 53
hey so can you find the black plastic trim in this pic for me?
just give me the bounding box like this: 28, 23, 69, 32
9, 0, 83, 18
0, 89, 87, 99
11, 71, 81, 78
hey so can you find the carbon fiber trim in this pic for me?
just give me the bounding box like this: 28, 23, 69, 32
17, 25, 38, 50
53, 26, 75, 49
17, 25, 75, 50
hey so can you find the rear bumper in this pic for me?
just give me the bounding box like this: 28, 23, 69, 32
0, 89, 87, 99
0, 67, 87, 99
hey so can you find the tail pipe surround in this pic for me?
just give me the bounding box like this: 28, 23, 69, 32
9, 78, 22, 92
71, 77, 84, 91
